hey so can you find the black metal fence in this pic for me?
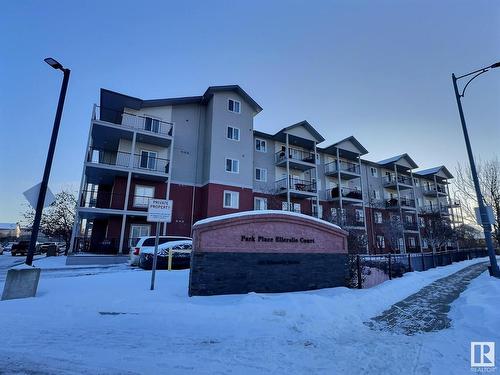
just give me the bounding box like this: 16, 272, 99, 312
350, 248, 490, 289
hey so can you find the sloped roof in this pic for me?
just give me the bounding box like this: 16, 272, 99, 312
415, 166, 453, 179
278, 120, 325, 143
377, 153, 418, 169
320, 136, 368, 156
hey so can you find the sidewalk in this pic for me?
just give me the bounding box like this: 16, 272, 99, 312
366, 261, 489, 335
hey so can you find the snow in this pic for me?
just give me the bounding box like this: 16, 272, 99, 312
0, 257, 497, 374
193, 209, 342, 230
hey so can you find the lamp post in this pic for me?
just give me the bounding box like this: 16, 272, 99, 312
451, 62, 500, 277
25, 58, 70, 266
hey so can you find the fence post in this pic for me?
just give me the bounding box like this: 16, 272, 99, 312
356, 255, 362, 289
388, 253, 392, 280
408, 254, 412, 272
168, 248, 173, 271
421, 252, 425, 271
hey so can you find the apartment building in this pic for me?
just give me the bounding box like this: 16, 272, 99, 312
70, 85, 461, 255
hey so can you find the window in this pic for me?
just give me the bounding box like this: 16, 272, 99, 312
223, 191, 239, 209
398, 238, 404, 251
355, 209, 364, 222
312, 204, 323, 218
226, 126, 240, 141
255, 139, 267, 152
140, 150, 157, 170
133, 185, 155, 207
225, 158, 239, 173
374, 211, 383, 224
406, 215, 413, 224
255, 168, 267, 182
254, 197, 267, 210
376, 235, 385, 249
372, 190, 381, 200
419, 217, 425, 227
282, 202, 301, 213
413, 178, 419, 186
130, 224, 150, 246
408, 237, 416, 248
370, 167, 378, 177
144, 116, 160, 133
228, 99, 241, 113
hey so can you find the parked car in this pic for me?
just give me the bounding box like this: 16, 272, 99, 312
138, 240, 193, 270
11, 241, 41, 256
129, 235, 191, 266
3, 242, 16, 252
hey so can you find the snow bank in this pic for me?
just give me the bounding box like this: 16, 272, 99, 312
0, 257, 496, 374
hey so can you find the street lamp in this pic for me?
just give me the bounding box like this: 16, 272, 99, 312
452, 62, 500, 277
25, 58, 71, 266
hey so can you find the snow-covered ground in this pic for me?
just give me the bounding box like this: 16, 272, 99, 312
0, 257, 498, 374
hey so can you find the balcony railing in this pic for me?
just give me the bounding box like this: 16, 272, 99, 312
403, 221, 418, 231
324, 160, 360, 175
94, 106, 173, 137
422, 184, 447, 194
419, 205, 449, 214
275, 177, 317, 193
80, 190, 125, 209
385, 197, 416, 208
329, 186, 363, 200
383, 175, 413, 187
275, 149, 316, 164
87, 148, 170, 174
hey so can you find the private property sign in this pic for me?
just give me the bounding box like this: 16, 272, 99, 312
147, 199, 172, 223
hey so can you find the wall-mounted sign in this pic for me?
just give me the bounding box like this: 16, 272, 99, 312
147, 199, 172, 223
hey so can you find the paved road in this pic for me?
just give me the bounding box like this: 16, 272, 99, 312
366, 262, 488, 335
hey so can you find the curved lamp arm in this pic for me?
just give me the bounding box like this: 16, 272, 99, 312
460, 69, 488, 97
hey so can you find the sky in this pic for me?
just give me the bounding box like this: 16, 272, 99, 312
0, 0, 499, 223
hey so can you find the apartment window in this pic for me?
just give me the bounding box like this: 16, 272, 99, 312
374, 211, 383, 224
376, 235, 385, 249
372, 190, 381, 200
223, 191, 239, 209
129, 224, 150, 246
419, 217, 425, 227
225, 158, 239, 173
370, 167, 378, 177
355, 209, 364, 222
398, 238, 404, 251
413, 178, 419, 186
133, 185, 155, 207
255, 168, 267, 182
228, 99, 241, 113
406, 215, 413, 224
312, 204, 323, 218
226, 126, 240, 141
255, 139, 267, 152
408, 237, 416, 248
140, 150, 157, 170
282, 202, 301, 213
417, 198, 423, 207
254, 197, 268, 210
144, 116, 160, 133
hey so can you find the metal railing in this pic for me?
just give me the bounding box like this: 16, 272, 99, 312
350, 248, 490, 289
275, 149, 316, 164
324, 160, 360, 175
383, 175, 413, 186
419, 204, 449, 214
79, 190, 163, 210
275, 177, 317, 193
422, 184, 447, 194
73, 236, 133, 254
329, 186, 363, 200
94, 106, 173, 137
87, 148, 170, 174
403, 221, 418, 231
385, 197, 415, 208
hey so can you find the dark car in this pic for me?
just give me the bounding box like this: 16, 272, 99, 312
11, 241, 41, 256
139, 241, 192, 270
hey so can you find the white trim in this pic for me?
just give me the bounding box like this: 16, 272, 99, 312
254, 197, 268, 210
255, 138, 267, 153
133, 184, 155, 208
223, 190, 239, 209
255, 167, 267, 182
225, 158, 240, 174
227, 98, 241, 114
226, 126, 240, 141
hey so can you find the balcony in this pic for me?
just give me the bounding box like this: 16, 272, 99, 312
86, 148, 170, 176
275, 149, 316, 171
275, 177, 317, 199
328, 186, 363, 202
324, 160, 361, 180
93, 106, 173, 138
79, 189, 167, 214
403, 221, 419, 232
419, 205, 449, 215
385, 197, 416, 209
422, 184, 448, 196
383, 175, 413, 190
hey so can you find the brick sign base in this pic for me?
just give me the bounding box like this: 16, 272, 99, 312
188, 211, 349, 296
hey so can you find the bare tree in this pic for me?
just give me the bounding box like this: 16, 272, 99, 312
22, 189, 77, 253
454, 223, 482, 249
420, 212, 455, 253
454, 158, 500, 246
382, 215, 404, 253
